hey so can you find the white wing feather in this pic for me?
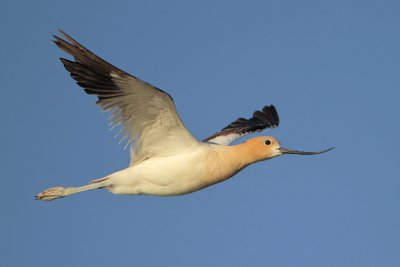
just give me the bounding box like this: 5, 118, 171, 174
54, 31, 199, 166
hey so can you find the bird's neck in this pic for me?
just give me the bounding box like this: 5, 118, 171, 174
229, 142, 266, 167
200, 143, 266, 188
214, 143, 266, 175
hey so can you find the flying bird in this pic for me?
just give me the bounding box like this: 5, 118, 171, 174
36, 31, 333, 201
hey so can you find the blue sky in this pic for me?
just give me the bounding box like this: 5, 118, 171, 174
1, 0, 400, 266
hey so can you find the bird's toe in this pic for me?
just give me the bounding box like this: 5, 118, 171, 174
35, 187, 66, 201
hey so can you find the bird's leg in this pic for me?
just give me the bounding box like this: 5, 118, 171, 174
36, 179, 109, 201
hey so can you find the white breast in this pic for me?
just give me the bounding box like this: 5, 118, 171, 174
107, 144, 229, 196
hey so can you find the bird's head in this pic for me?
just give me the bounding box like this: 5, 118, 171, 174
244, 136, 333, 161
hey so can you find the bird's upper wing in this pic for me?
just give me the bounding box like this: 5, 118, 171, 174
203, 105, 280, 145
54, 30, 199, 165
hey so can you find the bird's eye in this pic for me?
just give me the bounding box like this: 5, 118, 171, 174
265, 140, 271, 145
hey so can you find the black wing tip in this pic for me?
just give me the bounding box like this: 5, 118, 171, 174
55, 29, 80, 46
58, 29, 67, 36
203, 104, 280, 143
260, 105, 280, 127
52, 30, 68, 45
59, 57, 71, 63
225, 104, 280, 131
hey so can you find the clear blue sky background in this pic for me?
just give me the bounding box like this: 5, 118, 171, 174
1, 1, 399, 266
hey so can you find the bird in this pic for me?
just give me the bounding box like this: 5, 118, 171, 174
36, 30, 333, 201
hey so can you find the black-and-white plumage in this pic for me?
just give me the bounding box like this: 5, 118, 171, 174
54, 30, 280, 156
35, 31, 332, 201
54, 31, 198, 166
204, 105, 280, 145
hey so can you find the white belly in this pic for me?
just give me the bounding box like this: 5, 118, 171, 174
107, 148, 229, 196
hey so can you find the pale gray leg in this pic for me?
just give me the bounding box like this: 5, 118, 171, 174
36, 178, 110, 201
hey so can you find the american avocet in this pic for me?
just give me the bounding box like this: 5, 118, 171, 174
36, 31, 333, 201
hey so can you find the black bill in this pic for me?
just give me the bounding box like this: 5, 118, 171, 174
278, 147, 334, 155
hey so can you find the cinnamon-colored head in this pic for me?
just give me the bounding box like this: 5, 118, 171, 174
242, 136, 333, 162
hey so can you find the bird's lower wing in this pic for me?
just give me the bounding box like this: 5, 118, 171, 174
203, 105, 280, 145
